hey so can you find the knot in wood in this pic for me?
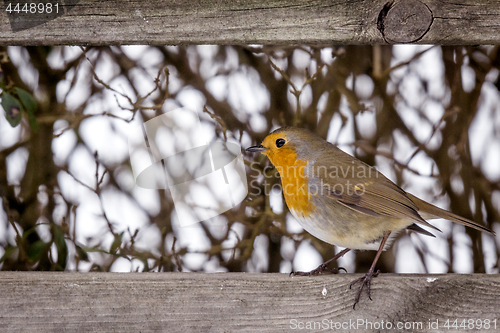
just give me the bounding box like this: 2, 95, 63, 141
378, 0, 433, 43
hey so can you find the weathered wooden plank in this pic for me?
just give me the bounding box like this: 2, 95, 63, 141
0, 272, 499, 332
0, 0, 500, 45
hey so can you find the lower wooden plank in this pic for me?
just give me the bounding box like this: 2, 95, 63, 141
0, 272, 499, 332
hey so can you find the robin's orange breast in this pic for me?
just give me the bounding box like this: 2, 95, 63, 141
266, 145, 316, 218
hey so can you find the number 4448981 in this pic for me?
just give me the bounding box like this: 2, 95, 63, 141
444, 319, 497, 330
6, 3, 59, 14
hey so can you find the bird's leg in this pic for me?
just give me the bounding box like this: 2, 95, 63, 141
291, 248, 351, 276
349, 231, 391, 309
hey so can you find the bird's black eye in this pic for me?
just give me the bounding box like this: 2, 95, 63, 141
276, 138, 286, 148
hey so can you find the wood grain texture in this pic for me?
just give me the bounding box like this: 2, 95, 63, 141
0, 0, 500, 45
0, 272, 499, 332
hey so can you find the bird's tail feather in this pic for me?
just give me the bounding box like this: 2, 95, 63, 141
406, 193, 494, 235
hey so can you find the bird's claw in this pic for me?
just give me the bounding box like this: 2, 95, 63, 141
290, 265, 347, 276
349, 269, 380, 309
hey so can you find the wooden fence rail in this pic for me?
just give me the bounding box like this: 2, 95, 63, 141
1, 0, 500, 45
0, 272, 499, 332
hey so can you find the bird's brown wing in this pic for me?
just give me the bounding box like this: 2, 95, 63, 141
321, 176, 442, 232
306, 141, 493, 235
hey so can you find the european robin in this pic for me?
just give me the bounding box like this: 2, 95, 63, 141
246, 126, 495, 308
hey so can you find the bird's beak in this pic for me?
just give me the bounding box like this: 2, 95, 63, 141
246, 145, 267, 153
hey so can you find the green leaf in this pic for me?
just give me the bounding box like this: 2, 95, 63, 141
1, 92, 23, 127
14, 87, 38, 132
27, 240, 49, 262
75, 245, 89, 262
14, 88, 37, 113
0, 245, 17, 263
0, 67, 4, 88
110, 232, 124, 255
52, 224, 68, 270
